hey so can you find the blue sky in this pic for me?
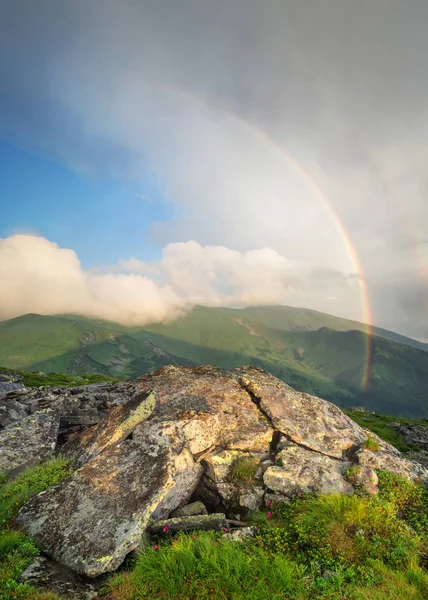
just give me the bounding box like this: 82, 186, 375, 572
0, 138, 172, 268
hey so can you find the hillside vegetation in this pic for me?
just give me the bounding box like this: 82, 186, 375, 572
0, 306, 427, 416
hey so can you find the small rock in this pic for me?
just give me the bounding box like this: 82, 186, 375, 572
149, 513, 227, 534
20, 556, 101, 599
222, 526, 257, 542
171, 501, 208, 517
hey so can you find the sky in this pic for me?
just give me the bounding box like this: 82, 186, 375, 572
1, 0, 427, 339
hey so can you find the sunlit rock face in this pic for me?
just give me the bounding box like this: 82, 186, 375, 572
9, 365, 428, 576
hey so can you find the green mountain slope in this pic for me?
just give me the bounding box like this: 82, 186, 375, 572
0, 306, 427, 417
216, 305, 428, 352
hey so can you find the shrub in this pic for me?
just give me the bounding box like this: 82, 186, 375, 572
254, 491, 420, 573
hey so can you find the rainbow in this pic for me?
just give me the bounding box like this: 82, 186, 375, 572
154, 82, 373, 390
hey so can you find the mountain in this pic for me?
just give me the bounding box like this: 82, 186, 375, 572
0, 306, 427, 417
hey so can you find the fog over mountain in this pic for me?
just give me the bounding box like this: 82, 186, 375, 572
1, 1, 427, 338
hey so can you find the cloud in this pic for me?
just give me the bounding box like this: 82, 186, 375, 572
0, 235, 363, 325
0, 235, 183, 325
1, 1, 428, 336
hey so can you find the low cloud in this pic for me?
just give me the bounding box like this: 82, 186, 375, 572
0, 235, 363, 325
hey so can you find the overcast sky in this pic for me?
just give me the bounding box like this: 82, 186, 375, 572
1, 0, 427, 339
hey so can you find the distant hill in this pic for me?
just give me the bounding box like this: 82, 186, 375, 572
0, 306, 427, 417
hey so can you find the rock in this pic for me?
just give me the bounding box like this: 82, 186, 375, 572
0, 408, 60, 476
263, 444, 353, 497
392, 423, 428, 451
0, 371, 24, 394
356, 429, 428, 482
238, 369, 364, 458
0, 397, 28, 427
16, 438, 202, 576
171, 501, 208, 517
134, 366, 273, 453
264, 492, 291, 505
347, 465, 379, 494
19, 556, 101, 600
149, 513, 227, 534
238, 486, 265, 510
222, 526, 258, 542
62, 390, 156, 467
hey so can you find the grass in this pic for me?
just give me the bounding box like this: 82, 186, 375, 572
362, 437, 380, 451
0, 366, 120, 388
228, 457, 259, 486
0, 458, 73, 599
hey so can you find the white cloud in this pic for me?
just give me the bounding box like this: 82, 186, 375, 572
0, 235, 363, 325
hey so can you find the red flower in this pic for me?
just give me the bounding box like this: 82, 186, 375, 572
267, 511, 273, 519
265, 500, 272, 507
153, 544, 159, 550
162, 524, 171, 533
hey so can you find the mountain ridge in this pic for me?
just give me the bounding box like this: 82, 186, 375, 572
1, 305, 427, 417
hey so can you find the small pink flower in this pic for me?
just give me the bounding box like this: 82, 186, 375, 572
265, 500, 272, 507
297, 493, 302, 498
162, 524, 171, 533
153, 544, 159, 550
267, 511, 273, 519
221, 527, 229, 532
257, 539, 262, 544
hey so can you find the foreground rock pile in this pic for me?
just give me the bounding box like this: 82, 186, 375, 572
1, 365, 427, 579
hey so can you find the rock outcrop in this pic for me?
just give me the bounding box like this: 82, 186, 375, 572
2, 365, 425, 578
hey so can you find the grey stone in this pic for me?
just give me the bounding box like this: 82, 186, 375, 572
16, 438, 202, 577
149, 513, 227, 534
20, 556, 101, 600
222, 526, 258, 542
264, 443, 353, 496
0, 398, 28, 427
171, 501, 208, 517
0, 408, 60, 476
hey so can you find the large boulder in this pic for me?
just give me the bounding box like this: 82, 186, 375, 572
16, 438, 202, 576
0, 408, 60, 476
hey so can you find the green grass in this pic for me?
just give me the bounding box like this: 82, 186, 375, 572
0, 458, 73, 599
0, 366, 120, 388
